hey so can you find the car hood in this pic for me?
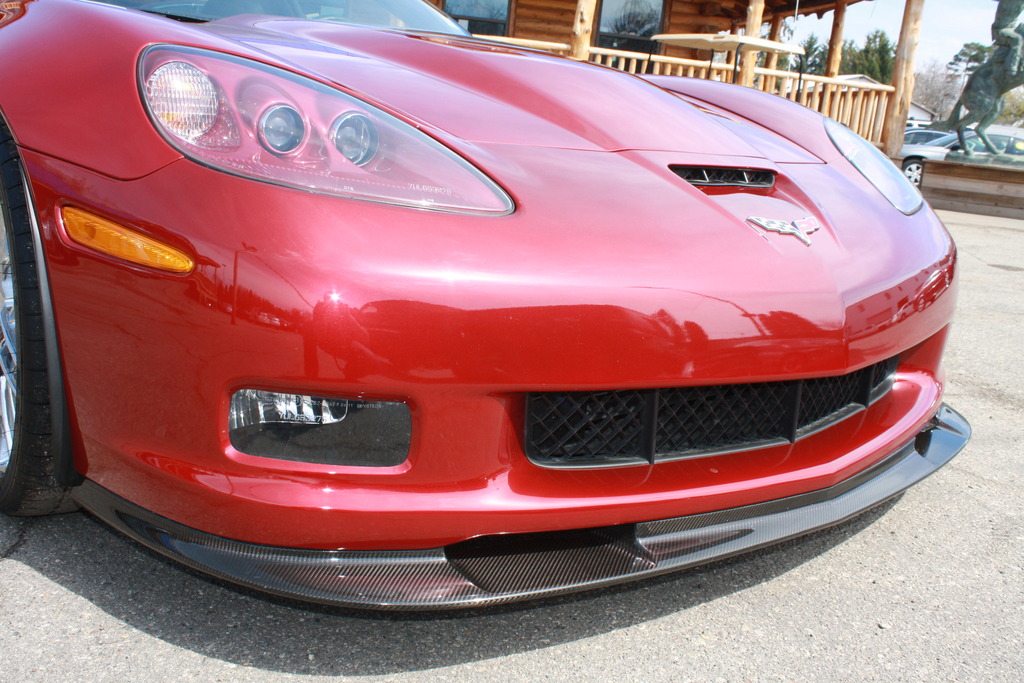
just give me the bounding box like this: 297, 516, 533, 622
198, 17, 770, 156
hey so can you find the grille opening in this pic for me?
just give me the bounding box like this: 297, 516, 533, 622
671, 165, 775, 189
525, 357, 898, 468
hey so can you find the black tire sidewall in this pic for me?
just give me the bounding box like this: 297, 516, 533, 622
0, 120, 69, 515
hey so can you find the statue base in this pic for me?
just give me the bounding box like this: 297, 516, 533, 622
945, 151, 1024, 168
918, 159, 1024, 220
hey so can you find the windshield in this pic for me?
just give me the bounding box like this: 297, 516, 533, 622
94, 0, 468, 35
923, 131, 1013, 154
926, 133, 962, 147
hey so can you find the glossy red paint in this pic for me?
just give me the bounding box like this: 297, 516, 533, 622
21, 137, 955, 548
1, 0, 961, 561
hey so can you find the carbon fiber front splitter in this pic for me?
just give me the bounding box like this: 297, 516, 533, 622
73, 405, 970, 610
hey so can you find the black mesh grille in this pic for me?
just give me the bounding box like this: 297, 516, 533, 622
655, 382, 791, 454
527, 391, 648, 464
525, 358, 897, 467
799, 373, 862, 427
671, 166, 775, 188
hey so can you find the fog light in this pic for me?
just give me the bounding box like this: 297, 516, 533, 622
229, 389, 411, 466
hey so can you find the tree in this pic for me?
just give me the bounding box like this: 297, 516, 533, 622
997, 88, 1024, 126
799, 34, 827, 75
948, 42, 995, 79
841, 30, 896, 82
444, 0, 508, 20
838, 38, 858, 73
861, 29, 896, 82
913, 60, 961, 120
795, 31, 895, 81
608, 0, 660, 37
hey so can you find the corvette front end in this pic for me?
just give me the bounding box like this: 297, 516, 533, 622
0, 0, 969, 609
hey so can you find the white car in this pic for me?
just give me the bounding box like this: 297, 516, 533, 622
902, 128, 951, 146
898, 125, 1024, 185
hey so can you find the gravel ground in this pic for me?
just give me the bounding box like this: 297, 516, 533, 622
1, 209, 1021, 682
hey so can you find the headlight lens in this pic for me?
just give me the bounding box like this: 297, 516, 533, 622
140, 45, 513, 215
258, 104, 305, 154
331, 112, 379, 166
145, 61, 218, 141
824, 118, 922, 214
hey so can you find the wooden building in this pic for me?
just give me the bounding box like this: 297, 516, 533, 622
427, 0, 927, 155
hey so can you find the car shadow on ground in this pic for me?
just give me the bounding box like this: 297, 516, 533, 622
3, 499, 898, 676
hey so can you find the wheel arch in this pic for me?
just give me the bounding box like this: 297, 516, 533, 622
0, 106, 81, 488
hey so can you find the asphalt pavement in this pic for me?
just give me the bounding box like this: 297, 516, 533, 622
1, 209, 1021, 682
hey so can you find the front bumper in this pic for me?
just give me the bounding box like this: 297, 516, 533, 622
74, 404, 969, 610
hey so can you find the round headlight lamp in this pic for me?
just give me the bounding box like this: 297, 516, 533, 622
331, 112, 379, 166
258, 104, 305, 154
145, 61, 218, 141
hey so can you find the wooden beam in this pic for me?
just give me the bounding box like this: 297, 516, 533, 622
824, 0, 847, 77
763, 13, 785, 71
882, 0, 925, 156
737, 0, 767, 86
507, 0, 519, 35
569, 0, 599, 61
820, 1, 847, 115
771, 0, 867, 16
763, 14, 785, 93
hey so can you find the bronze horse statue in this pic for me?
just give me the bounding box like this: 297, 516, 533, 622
941, 15, 1024, 155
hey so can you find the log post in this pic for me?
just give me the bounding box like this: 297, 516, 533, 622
569, 0, 600, 61
763, 13, 785, 93
820, 1, 848, 116
737, 0, 766, 87
883, 0, 925, 155
825, 0, 848, 77
763, 14, 784, 71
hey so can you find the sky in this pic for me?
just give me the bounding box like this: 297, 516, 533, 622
788, 0, 999, 67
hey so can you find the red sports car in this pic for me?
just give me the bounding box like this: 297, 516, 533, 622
0, 0, 969, 609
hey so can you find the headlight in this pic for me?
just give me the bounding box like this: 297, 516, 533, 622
139, 45, 513, 215
145, 61, 219, 141
258, 104, 305, 154
824, 118, 922, 215
331, 112, 379, 166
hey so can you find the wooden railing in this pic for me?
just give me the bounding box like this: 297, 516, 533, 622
588, 47, 894, 144
751, 67, 893, 144
475, 35, 572, 56
591, 47, 737, 82
473, 37, 894, 145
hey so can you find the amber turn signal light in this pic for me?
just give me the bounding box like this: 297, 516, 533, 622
61, 207, 194, 273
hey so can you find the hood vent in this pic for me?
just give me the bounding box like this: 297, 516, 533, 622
671, 166, 775, 189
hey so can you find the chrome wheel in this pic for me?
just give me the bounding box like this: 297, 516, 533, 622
902, 160, 923, 186
0, 190, 15, 474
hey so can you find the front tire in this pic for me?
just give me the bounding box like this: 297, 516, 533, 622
0, 118, 76, 516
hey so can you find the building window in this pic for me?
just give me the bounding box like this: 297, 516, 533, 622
598, 0, 663, 53
444, 0, 510, 36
